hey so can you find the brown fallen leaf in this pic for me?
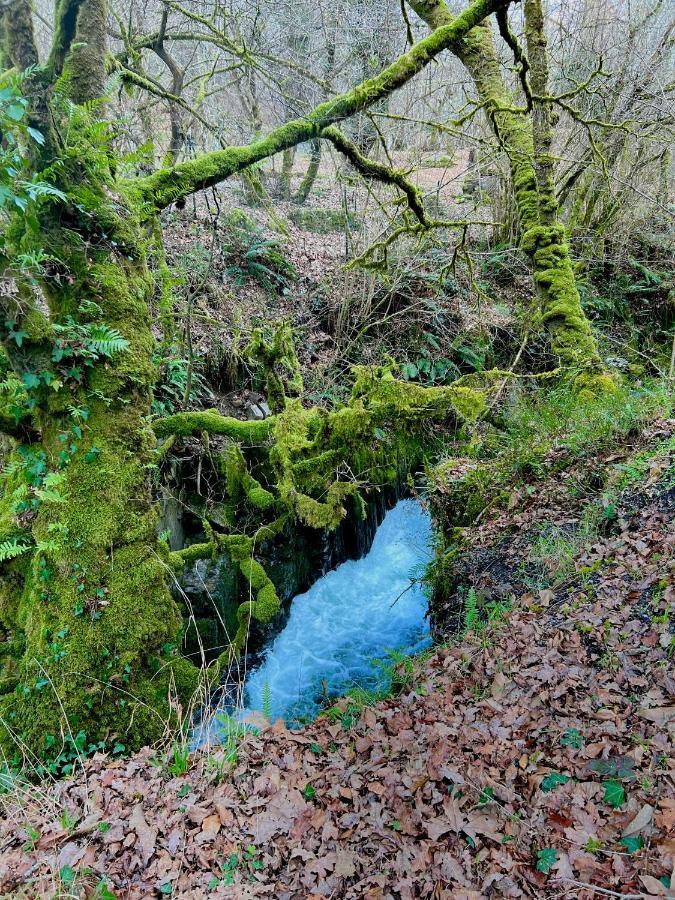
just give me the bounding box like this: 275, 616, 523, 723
638, 707, 675, 725
333, 848, 357, 877
200, 814, 221, 840
491, 671, 509, 699
129, 804, 157, 865
622, 804, 654, 838
640, 874, 669, 896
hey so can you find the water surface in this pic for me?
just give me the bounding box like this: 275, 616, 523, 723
243, 498, 432, 724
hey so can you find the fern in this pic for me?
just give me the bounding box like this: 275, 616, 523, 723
463, 587, 480, 633
0, 537, 32, 563
83, 325, 130, 358
262, 681, 272, 721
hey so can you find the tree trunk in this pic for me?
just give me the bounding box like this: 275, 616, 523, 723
279, 147, 296, 200
0, 192, 197, 760
293, 140, 322, 205
408, 0, 606, 378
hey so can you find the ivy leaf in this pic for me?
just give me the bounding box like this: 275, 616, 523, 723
619, 834, 644, 854
560, 728, 584, 749
10, 328, 28, 347
59, 865, 76, 885
587, 756, 635, 780
540, 772, 570, 792
96, 879, 116, 900
21, 372, 40, 390
478, 786, 495, 805
602, 780, 626, 808
6, 102, 26, 122
536, 847, 558, 874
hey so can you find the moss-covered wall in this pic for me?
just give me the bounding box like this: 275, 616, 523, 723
161, 362, 487, 670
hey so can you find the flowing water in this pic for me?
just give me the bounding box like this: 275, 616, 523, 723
242, 498, 433, 725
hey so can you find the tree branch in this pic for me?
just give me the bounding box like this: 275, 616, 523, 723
0, 0, 38, 70
153, 410, 275, 443
496, 4, 531, 109
46, 0, 84, 79
127, 0, 510, 211
321, 126, 429, 225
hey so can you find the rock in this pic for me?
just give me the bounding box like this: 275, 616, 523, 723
246, 402, 266, 420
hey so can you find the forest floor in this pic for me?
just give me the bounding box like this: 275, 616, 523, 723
1, 417, 673, 899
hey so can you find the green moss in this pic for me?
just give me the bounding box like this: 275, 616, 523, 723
222, 444, 275, 511
520, 225, 602, 370
574, 371, 619, 400
0, 187, 198, 763
154, 410, 275, 442
245, 325, 303, 413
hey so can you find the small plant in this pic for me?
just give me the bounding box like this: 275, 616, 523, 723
461, 587, 511, 636
22, 824, 40, 852
214, 713, 247, 770
540, 772, 570, 792
535, 847, 558, 874
463, 586, 480, 633
151, 352, 213, 417
560, 728, 584, 749
620, 834, 645, 854
207, 845, 264, 888
602, 780, 626, 808
584, 837, 603, 854
167, 743, 189, 777
59, 808, 80, 832
222, 209, 295, 292
477, 786, 495, 806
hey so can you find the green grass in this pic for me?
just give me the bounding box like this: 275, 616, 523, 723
487, 379, 672, 467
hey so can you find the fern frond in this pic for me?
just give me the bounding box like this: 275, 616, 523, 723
0, 538, 32, 563
262, 681, 272, 720
84, 325, 130, 358
463, 587, 480, 633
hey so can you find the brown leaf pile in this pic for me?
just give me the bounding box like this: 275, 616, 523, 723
1, 434, 673, 899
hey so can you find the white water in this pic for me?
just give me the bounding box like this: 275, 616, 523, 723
243, 498, 433, 725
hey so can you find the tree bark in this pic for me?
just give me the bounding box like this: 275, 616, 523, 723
293, 139, 322, 205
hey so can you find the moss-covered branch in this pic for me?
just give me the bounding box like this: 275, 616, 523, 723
46, 0, 84, 79
127, 0, 509, 211
322, 126, 429, 225
0, 0, 37, 70
495, 5, 531, 109
153, 409, 276, 442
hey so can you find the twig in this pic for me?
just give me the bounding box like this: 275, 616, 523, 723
555, 879, 651, 899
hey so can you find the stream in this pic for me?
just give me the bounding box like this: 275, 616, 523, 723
242, 498, 433, 726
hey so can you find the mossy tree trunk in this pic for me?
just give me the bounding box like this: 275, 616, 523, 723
408, 0, 606, 377
293, 140, 322, 205
0, 0, 508, 762
0, 0, 197, 762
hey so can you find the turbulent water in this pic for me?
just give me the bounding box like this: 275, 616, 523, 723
242, 498, 433, 725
